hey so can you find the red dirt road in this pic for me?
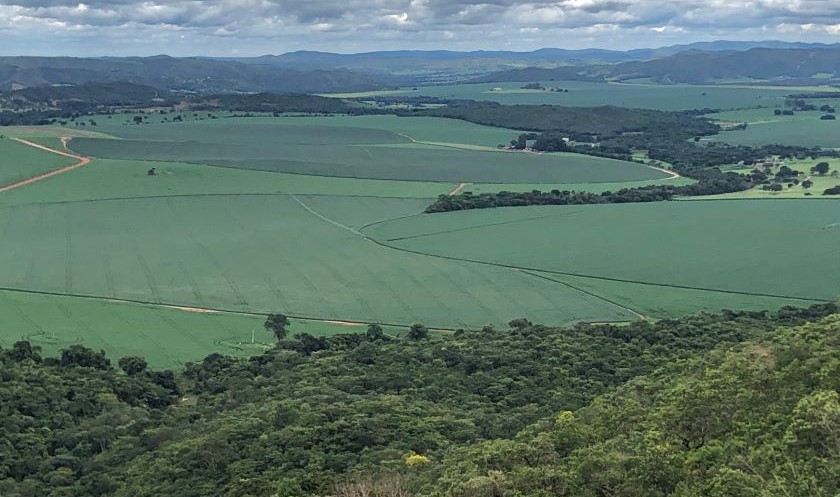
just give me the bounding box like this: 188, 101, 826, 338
0, 138, 91, 193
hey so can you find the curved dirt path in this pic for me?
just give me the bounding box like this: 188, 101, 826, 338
0, 138, 91, 193
448, 182, 471, 195
647, 164, 681, 180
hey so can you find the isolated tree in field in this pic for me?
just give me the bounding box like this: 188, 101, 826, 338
265, 313, 290, 342
802, 179, 814, 190
118, 356, 148, 375
811, 162, 830, 175
408, 323, 429, 340
132, 115, 143, 124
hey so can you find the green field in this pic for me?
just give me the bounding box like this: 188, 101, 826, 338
324, 81, 821, 111
710, 107, 840, 147
364, 200, 840, 302
0, 290, 409, 368
2, 113, 837, 365
69, 119, 663, 184
0, 137, 76, 186
0, 158, 453, 206
0, 194, 640, 331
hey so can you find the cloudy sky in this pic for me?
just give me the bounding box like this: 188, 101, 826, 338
1, 0, 839, 56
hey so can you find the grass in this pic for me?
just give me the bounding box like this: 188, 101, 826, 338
364, 200, 840, 302
71, 120, 665, 184
323, 81, 814, 111
0, 194, 638, 330
0, 137, 77, 187
0, 289, 406, 369
702, 158, 840, 199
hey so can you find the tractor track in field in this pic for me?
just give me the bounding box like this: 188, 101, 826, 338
0, 138, 92, 193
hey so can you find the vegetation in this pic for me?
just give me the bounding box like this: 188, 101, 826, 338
368, 200, 840, 303
0, 303, 835, 496
417, 101, 840, 211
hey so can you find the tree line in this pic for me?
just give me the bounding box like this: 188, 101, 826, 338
0, 302, 836, 496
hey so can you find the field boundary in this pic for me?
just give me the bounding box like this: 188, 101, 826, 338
0, 286, 467, 332
0, 138, 91, 193
520, 270, 647, 320
360, 226, 828, 303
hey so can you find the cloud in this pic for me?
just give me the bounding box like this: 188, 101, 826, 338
0, 0, 839, 54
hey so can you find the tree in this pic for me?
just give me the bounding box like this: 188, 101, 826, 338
509, 318, 533, 330
802, 179, 813, 189
824, 185, 840, 195
132, 115, 143, 124
118, 356, 148, 375
265, 313, 290, 342
811, 162, 830, 175
366, 323, 385, 341
60, 345, 110, 369
408, 323, 429, 340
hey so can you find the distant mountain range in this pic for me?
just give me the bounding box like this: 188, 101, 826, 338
0, 56, 403, 93
232, 41, 840, 80
477, 47, 840, 85
2, 41, 840, 94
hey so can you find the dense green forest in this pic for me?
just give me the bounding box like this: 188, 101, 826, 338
1, 303, 837, 496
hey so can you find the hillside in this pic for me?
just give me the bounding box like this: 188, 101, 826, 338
237, 42, 840, 81
0, 303, 835, 496
478, 47, 840, 85
0, 56, 402, 94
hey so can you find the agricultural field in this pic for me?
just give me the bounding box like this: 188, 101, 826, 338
0, 137, 76, 187
324, 81, 825, 111
68, 118, 664, 183
0, 290, 405, 368
364, 200, 840, 302
709, 105, 840, 147
1, 112, 837, 365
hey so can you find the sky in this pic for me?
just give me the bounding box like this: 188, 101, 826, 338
1, 0, 839, 56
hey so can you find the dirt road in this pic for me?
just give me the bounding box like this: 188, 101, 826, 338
0, 138, 91, 193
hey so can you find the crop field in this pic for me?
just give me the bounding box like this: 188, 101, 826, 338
0, 290, 406, 368
0, 194, 640, 329
99, 115, 526, 148
325, 81, 818, 111
364, 200, 840, 302
2, 113, 837, 365
0, 137, 76, 186
68, 119, 663, 183
709, 107, 840, 147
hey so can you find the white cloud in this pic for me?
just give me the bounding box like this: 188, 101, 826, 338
0, 0, 839, 54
